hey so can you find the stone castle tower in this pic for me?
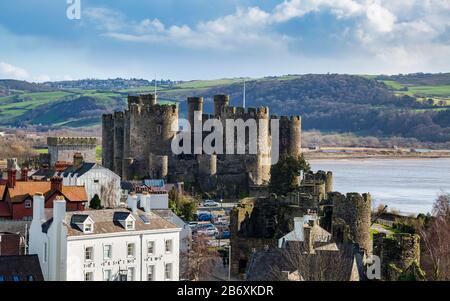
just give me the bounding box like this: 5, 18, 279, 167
102, 93, 302, 197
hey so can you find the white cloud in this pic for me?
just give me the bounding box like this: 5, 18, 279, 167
85, 1, 450, 74
365, 2, 396, 33
35, 74, 51, 82
0, 61, 29, 79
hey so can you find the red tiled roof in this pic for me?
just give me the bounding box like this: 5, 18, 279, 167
7, 182, 87, 203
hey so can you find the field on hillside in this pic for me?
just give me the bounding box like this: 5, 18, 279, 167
1, 74, 450, 145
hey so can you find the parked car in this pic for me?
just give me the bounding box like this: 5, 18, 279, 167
197, 223, 218, 236
197, 213, 213, 222
216, 230, 230, 239
188, 222, 198, 230
214, 216, 229, 225
203, 199, 219, 207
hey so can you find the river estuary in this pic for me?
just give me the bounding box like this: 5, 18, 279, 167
310, 158, 450, 215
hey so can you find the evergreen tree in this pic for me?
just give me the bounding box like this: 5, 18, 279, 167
89, 194, 103, 210
269, 154, 310, 196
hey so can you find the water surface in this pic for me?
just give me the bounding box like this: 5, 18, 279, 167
310, 158, 450, 215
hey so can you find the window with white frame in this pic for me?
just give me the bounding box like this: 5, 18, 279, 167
165, 239, 173, 253
147, 265, 155, 281
103, 269, 112, 281
126, 220, 135, 230
103, 245, 112, 259
85, 246, 94, 261
127, 267, 135, 281
85, 271, 93, 281
127, 243, 135, 257
165, 263, 172, 280
147, 241, 155, 255
84, 223, 93, 233
24, 199, 32, 209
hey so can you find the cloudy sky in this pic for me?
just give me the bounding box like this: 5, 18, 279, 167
0, 0, 449, 82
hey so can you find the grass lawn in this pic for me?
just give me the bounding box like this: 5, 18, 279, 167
96, 145, 102, 161
381, 80, 406, 90
407, 85, 450, 97
176, 78, 247, 89
35, 148, 48, 154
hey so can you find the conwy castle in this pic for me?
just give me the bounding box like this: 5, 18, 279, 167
102, 94, 301, 197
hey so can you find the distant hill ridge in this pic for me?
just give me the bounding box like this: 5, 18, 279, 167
1, 73, 450, 144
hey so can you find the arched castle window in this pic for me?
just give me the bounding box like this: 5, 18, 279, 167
157, 125, 162, 135
282, 138, 288, 146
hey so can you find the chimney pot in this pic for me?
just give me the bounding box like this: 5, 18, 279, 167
21, 167, 29, 182
7, 169, 17, 188
50, 176, 63, 191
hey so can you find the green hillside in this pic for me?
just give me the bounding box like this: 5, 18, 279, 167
1, 74, 450, 143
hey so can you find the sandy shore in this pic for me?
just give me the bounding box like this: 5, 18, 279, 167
303, 147, 450, 160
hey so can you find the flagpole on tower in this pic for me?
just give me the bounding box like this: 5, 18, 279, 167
243, 79, 246, 109
154, 73, 157, 95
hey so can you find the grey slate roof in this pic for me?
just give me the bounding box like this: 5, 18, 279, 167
0, 255, 44, 281
246, 243, 363, 281
58, 163, 96, 177
70, 214, 90, 224
31, 168, 57, 179
113, 211, 131, 222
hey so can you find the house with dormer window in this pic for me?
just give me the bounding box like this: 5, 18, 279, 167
29, 193, 181, 281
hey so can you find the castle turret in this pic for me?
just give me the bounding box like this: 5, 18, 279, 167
289, 116, 302, 157
149, 154, 168, 179
197, 154, 217, 177
276, 116, 302, 158
140, 94, 157, 106
214, 94, 230, 116
113, 112, 125, 176
102, 114, 115, 170
331, 192, 372, 253
187, 97, 203, 131
326, 171, 333, 193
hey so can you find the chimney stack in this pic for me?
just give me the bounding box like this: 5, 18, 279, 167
127, 192, 138, 214
32, 192, 45, 222
21, 167, 29, 182
303, 226, 314, 254
294, 217, 304, 241
7, 169, 16, 188
51, 176, 63, 191
140, 191, 151, 213
53, 196, 67, 225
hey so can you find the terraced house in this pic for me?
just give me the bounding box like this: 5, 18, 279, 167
29, 194, 181, 281
0, 163, 88, 221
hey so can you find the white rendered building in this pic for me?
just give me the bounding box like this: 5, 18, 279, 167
29, 193, 181, 281
133, 191, 191, 252
58, 163, 121, 208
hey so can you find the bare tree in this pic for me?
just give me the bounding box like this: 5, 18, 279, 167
100, 180, 118, 208
180, 235, 219, 281
266, 243, 358, 281
0, 136, 36, 160
419, 194, 450, 280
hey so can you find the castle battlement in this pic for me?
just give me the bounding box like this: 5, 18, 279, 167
114, 111, 125, 119
102, 93, 301, 190
270, 115, 301, 122
221, 106, 269, 119
102, 114, 114, 121
128, 102, 178, 117
47, 137, 97, 146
